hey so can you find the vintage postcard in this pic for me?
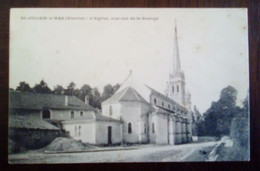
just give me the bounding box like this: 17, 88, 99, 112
9, 8, 249, 163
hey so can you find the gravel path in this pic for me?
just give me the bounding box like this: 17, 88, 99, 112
9, 141, 218, 163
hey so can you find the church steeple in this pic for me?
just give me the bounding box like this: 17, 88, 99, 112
165, 21, 186, 106
173, 21, 181, 73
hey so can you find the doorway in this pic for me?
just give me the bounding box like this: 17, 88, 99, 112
108, 126, 112, 145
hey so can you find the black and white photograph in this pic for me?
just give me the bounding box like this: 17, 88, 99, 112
8, 8, 249, 163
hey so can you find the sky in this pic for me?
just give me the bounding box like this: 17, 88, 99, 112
10, 8, 249, 113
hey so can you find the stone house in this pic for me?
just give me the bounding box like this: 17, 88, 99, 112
9, 91, 122, 146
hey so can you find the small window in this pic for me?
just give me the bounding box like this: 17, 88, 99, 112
78, 125, 81, 136
42, 109, 50, 119
152, 123, 155, 133
109, 106, 113, 116
71, 111, 74, 118
144, 124, 146, 134
154, 98, 157, 104
172, 86, 174, 93
168, 104, 170, 109
177, 85, 179, 92
162, 102, 164, 107
80, 111, 83, 117
128, 123, 132, 134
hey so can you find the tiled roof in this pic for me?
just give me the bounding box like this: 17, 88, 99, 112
114, 75, 186, 111
102, 86, 148, 105
145, 85, 186, 111
9, 91, 95, 110
9, 115, 60, 130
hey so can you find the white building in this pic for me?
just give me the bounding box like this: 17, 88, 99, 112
101, 24, 192, 145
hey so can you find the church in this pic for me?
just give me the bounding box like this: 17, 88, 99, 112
9, 24, 192, 147
101, 24, 192, 145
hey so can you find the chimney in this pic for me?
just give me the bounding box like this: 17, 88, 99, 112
65, 95, 68, 106
85, 95, 89, 105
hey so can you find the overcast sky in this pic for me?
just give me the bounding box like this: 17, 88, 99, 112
10, 8, 249, 113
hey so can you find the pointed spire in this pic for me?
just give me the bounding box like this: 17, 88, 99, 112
173, 20, 181, 72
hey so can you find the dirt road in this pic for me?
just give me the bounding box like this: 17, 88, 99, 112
9, 141, 218, 163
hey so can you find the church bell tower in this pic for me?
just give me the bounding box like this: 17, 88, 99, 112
165, 22, 186, 106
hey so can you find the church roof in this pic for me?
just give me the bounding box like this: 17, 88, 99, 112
102, 86, 148, 105
111, 74, 187, 111
9, 90, 95, 111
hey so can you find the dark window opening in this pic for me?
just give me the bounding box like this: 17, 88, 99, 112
71, 111, 74, 118
152, 123, 155, 133
42, 110, 50, 119
172, 86, 174, 93
144, 124, 146, 134
154, 98, 157, 104
78, 125, 81, 136
162, 102, 164, 107
80, 111, 83, 117
177, 85, 179, 92
128, 123, 132, 134
168, 104, 170, 109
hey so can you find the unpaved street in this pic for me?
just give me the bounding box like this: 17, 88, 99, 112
9, 141, 218, 163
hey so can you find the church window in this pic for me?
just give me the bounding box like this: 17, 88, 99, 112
78, 125, 81, 136
154, 98, 157, 104
128, 123, 132, 134
177, 85, 179, 92
80, 111, 83, 117
109, 106, 113, 116
172, 86, 174, 93
152, 123, 155, 133
162, 102, 164, 107
71, 111, 74, 119
42, 109, 51, 119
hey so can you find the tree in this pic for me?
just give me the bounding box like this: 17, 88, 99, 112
16, 82, 32, 92
33, 80, 52, 94
229, 92, 249, 160
90, 88, 101, 109
78, 84, 92, 101
101, 83, 120, 102
65, 82, 76, 96
53, 85, 65, 95
201, 86, 239, 137
113, 83, 120, 92
101, 84, 114, 102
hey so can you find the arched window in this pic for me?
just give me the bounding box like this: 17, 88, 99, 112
80, 111, 83, 117
42, 109, 51, 119
128, 123, 132, 134
109, 106, 113, 116
152, 123, 155, 133
162, 102, 164, 107
154, 98, 157, 104
78, 125, 81, 136
172, 86, 174, 93
177, 85, 179, 92
71, 111, 74, 119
